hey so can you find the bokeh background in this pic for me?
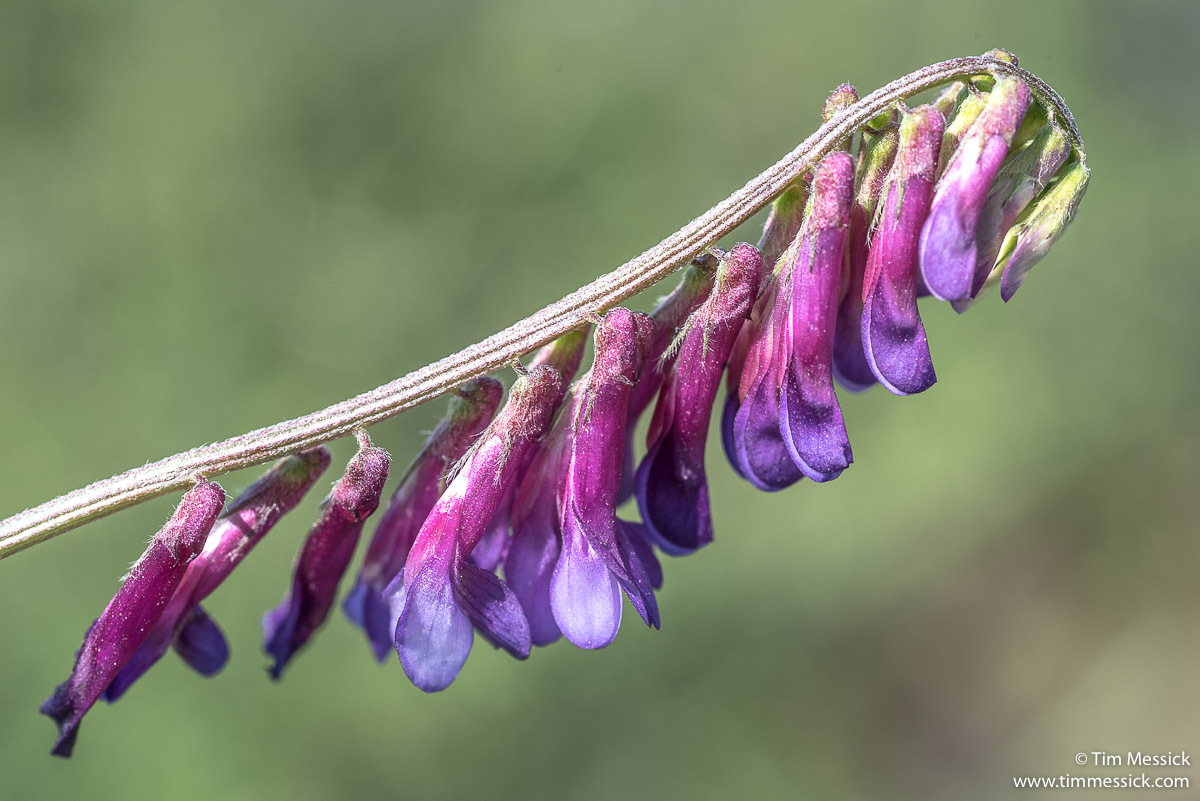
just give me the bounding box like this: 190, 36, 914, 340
2, 0, 1197, 798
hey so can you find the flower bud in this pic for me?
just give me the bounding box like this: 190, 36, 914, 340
920, 75, 1033, 301
344, 378, 502, 661
41, 481, 225, 757
552, 309, 659, 649
823, 83, 859, 152
936, 86, 987, 179
635, 244, 764, 554
104, 449, 331, 701
823, 83, 859, 122
861, 105, 945, 395
996, 161, 1090, 301
954, 123, 1072, 311
263, 437, 391, 678
386, 366, 561, 692
756, 184, 810, 273
932, 82, 965, 119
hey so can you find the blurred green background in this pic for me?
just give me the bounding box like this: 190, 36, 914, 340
2, 0, 1197, 798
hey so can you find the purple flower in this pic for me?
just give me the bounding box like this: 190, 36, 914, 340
861, 104, 946, 396
832, 115, 899, 392
501, 330, 591, 647
386, 365, 561, 692
618, 258, 715, 502
41, 480, 225, 757
344, 379, 502, 661
919, 75, 1032, 301
504, 399, 574, 646
719, 177, 812, 484
472, 330, 590, 572
263, 434, 391, 678
996, 161, 1090, 301
778, 151, 857, 481
731, 152, 856, 488
954, 122, 1071, 310
552, 308, 659, 649
104, 448, 331, 701
635, 244, 764, 554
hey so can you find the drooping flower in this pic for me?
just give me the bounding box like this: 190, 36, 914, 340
996, 161, 1090, 301
501, 330, 592, 648
104, 448, 331, 701
41, 480, 226, 757
720, 165, 812, 484
861, 104, 946, 395
618, 258, 715, 502
263, 435, 391, 678
635, 244, 764, 554
472, 330, 589, 571
504, 395, 575, 646
832, 112, 899, 391
731, 152, 856, 487
953, 121, 1072, 310
385, 365, 561, 692
344, 378, 503, 661
778, 151, 858, 481
552, 308, 659, 649
919, 75, 1032, 301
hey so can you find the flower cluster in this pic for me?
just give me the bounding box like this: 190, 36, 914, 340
40, 64, 1088, 756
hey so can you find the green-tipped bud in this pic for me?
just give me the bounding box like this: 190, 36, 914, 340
823, 83, 859, 122
824, 83, 859, 153
995, 161, 1090, 301
936, 87, 988, 178
757, 182, 810, 272
855, 121, 901, 220
932, 81, 966, 118
1010, 102, 1050, 152
956, 123, 1072, 312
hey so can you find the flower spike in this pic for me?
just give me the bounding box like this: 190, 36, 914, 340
552, 308, 658, 649
861, 104, 946, 395
41, 480, 225, 757
104, 448, 331, 701
920, 75, 1032, 301
344, 378, 502, 661
263, 435, 391, 678
635, 244, 764, 554
386, 365, 561, 692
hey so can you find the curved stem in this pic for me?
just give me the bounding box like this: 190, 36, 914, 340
0, 52, 1083, 559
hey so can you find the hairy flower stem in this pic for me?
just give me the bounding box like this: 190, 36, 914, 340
0, 53, 1083, 559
